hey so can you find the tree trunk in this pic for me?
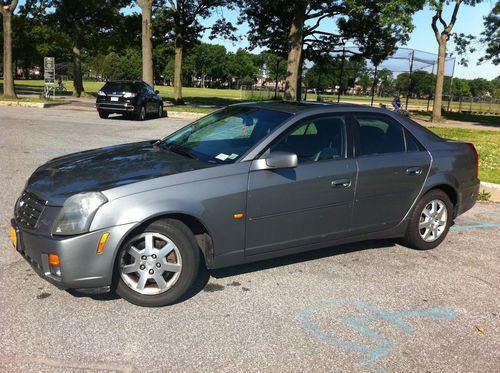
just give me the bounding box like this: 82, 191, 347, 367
432, 38, 447, 122
139, 0, 154, 87
274, 58, 280, 100
284, 2, 306, 101
72, 40, 84, 97
173, 33, 184, 105
2, 10, 16, 98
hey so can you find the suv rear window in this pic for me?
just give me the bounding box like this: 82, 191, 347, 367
101, 82, 136, 93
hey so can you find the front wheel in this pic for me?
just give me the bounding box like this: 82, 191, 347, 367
115, 219, 200, 307
137, 105, 146, 121
403, 190, 453, 250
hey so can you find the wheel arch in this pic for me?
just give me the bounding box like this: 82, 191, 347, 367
112, 212, 215, 273
422, 183, 458, 217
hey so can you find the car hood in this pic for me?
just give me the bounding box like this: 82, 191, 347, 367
26, 141, 212, 205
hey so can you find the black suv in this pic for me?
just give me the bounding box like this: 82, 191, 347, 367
96, 80, 163, 120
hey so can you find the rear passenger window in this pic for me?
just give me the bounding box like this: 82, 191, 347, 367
355, 115, 405, 156
270, 116, 346, 163
405, 131, 421, 152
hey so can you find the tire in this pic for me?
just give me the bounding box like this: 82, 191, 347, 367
98, 112, 109, 119
403, 189, 453, 250
115, 219, 200, 307
137, 105, 146, 121
157, 103, 163, 118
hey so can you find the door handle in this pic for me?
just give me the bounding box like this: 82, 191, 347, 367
331, 178, 351, 188
406, 167, 423, 175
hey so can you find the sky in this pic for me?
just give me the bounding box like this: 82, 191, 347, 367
15, 0, 499, 80
198, 2, 499, 80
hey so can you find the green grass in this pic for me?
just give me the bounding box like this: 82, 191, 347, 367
428, 127, 500, 184
0, 95, 66, 104
166, 106, 215, 114
412, 111, 499, 126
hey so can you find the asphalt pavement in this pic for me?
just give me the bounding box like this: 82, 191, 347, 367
0, 106, 498, 373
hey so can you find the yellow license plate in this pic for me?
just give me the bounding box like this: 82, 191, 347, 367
10, 226, 17, 249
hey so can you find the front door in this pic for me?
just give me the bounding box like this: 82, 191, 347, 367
245, 114, 356, 256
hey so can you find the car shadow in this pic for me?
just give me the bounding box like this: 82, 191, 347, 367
210, 238, 397, 279
66, 238, 397, 305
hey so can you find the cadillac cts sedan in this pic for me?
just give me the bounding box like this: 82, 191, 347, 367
11, 102, 479, 307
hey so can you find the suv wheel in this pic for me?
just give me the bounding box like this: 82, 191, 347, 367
403, 189, 453, 250
98, 112, 109, 119
137, 105, 146, 121
115, 219, 200, 307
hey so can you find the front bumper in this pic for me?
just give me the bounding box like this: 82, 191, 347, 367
11, 219, 136, 291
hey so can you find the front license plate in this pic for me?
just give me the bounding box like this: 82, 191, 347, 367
110, 97, 119, 102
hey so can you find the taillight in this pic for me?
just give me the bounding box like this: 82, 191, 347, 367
466, 143, 478, 178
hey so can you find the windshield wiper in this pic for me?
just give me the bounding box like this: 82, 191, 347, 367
167, 144, 197, 160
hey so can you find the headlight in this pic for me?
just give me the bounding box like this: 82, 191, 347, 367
53, 192, 108, 235
97, 90, 106, 96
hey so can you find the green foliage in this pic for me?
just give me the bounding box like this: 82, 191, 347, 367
468, 78, 495, 97
103, 49, 142, 80
479, 1, 499, 65
238, 0, 425, 64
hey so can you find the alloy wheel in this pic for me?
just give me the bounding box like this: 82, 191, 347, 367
418, 199, 448, 242
119, 232, 182, 295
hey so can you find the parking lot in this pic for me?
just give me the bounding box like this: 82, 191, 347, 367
0, 105, 499, 373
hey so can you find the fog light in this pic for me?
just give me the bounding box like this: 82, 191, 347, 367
48, 254, 60, 266
97, 232, 110, 254
10, 226, 17, 248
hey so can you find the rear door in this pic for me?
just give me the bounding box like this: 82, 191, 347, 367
351, 113, 431, 233
245, 114, 357, 256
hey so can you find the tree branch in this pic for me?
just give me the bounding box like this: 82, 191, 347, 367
446, 0, 462, 34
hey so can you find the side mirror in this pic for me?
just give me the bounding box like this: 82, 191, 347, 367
155, 90, 160, 94
265, 151, 298, 169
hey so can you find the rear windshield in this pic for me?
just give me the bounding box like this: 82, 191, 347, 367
101, 82, 137, 93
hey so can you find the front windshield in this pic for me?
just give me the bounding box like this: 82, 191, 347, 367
161, 106, 292, 164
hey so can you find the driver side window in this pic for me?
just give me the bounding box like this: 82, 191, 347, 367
270, 115, 346, 163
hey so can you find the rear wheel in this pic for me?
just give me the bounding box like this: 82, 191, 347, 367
98, 112, 109, 119
403, 190, 453, 250
115, 219, 200, 307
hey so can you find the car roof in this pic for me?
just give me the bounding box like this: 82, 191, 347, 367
232, 100, 362, 114
104, 80, 144, 84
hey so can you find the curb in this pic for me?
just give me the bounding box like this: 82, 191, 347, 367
0, 100, 68, 108
480, 181, 500, 202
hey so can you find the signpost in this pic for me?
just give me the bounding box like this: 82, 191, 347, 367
44, 57, 55, 99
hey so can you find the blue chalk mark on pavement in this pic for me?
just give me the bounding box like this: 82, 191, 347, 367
451, 213, 500, 230
298, 299, 457, 372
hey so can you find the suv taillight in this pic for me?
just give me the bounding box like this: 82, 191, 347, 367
466, 143, 478, 178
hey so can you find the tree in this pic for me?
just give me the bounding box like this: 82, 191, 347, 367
137, 0, 154, 86
468, 77, 494, 97
429, 0, 482, 122
39, 0, 131, 97
479, 1, 499, 65
161, 1, 236, 104
1, 0, 19, 98
239, 0, 425, 101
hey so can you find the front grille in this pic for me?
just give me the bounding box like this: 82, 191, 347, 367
15, 191, 47, 229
